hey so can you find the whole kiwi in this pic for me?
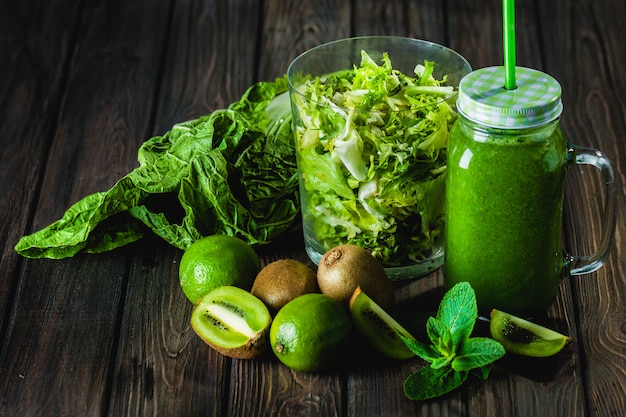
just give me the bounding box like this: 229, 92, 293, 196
317, 244, 394, 310
251, 259, 319, 312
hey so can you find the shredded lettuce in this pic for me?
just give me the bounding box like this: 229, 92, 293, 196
292, 51, 457, 266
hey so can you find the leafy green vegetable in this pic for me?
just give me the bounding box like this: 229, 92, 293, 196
291, 51, 457, 266
401, 282, 506, 401
15, 79, 300, 259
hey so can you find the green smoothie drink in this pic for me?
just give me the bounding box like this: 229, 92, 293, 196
444, 66, 617, 316
445, 118, 568, 315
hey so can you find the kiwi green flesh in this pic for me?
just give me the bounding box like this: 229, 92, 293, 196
489, 309, 570, 357
349, 287, 415, 360
191, 286, 271, 357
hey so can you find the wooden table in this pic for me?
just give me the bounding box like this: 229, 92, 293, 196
1, 0, 625, 415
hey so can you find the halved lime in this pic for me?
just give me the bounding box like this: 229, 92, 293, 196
489, 309, 571, 357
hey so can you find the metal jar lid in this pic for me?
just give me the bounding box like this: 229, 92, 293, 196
456, 66, 563, 129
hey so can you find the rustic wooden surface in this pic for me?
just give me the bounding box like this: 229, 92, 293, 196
1, 0, 625, 416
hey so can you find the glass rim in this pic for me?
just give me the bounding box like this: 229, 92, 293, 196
286, 36, 472, 113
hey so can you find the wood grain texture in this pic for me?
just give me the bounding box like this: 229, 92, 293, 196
541, 1, 626, 416
0, 0, 625, 416
0, 254, 129, 416
0, 0, 81, 336
2, 0, 170, 415
259, 0, 351, 80
154, 0, 264, 128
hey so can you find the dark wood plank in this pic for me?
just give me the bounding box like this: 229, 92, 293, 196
1, 0, 624, 416
355, 0, 446, 44
0, 0, 172, 415
106, 239, 225, 416
449, 1, 588, 416
105, 0, 266, 415
0, 0, 80, 341
344, 2, 457, 415
540, 1, 626, 416
258, 0, 351, 82
0, 254, 130, 416
154, 0, 264, 125
227, 1, 352, 416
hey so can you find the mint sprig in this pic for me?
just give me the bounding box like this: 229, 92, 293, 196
401, 282, 506, 401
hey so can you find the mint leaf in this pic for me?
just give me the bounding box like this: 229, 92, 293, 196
427, 317, 453, 356
402, 283, 506, 401
431, 355, 455, 370
399, 334, 441, 363
403, 366, 468, 401
451, 337, 506, 372
437, 282, 477, 352
473, 364, 494, 380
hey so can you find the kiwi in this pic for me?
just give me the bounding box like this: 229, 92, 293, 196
349, 287, 416, 360
251, 259, 319, 312
190, 286, 272, 359
317, 244, 394, 310
490, 309, 571, 357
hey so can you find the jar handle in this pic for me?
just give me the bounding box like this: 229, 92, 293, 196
565, 145, 618, 275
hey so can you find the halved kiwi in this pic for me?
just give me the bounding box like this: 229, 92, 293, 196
191, 286, 272, 359
349, 287, 416, 360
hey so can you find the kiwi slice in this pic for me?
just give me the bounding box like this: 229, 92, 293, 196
489, 309, 571, 357
349, 287, 416, 360
191, 286, 272, 359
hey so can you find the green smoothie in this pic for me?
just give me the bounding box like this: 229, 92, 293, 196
444, 118, 569, 316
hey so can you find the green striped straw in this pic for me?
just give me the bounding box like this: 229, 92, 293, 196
503, 0, 516, 89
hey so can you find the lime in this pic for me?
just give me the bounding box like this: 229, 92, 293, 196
270, 293, 353, 372
489, 309, 571, 357
179, 235, 260, 304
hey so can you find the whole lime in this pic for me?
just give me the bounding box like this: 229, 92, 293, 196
179, 235, 260, 304
269, 293, 353, 372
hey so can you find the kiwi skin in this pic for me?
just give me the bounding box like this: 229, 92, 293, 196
191, 286, 272, 360
349, 287, 415, 360
251, 259, 319, 313
317, 244, 394, 310
204, 328, 269, 360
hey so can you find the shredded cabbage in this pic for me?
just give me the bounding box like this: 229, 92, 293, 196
292, 51, 457, 266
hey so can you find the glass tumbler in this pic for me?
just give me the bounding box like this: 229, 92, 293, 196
287, 36, 471, 279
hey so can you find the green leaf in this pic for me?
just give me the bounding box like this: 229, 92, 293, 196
15, 79, 300, 259
403, 365, 468, 401
427, 316, 453, 356
291, 51, 455, 266
473, 364, 494, 380
14, 179, 148, 259
437, 282, 478, 351
401, 283, 507, 401
430, 355, 455, 370
451, 337, 506, 372
399, 334, 441, 363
